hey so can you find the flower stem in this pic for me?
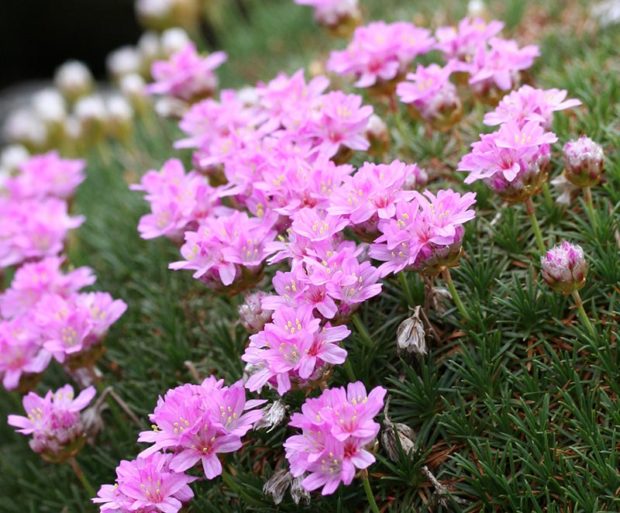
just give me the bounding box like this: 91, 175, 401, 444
398, 271, 414, 306
361, 470, 381, 513
542, 182, 554, 210
67, 456, 96, 498
352, 313, 374, 348
525, 197, 546, 255
441, 268, 468, 321
583, 187, 598, 229
343, 358, 357, 381
571, 290, 597, 338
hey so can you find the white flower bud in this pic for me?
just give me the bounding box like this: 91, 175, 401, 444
54, 60, 93, 102
107, 46, 142, 82
32, 88, 66, 125
160, 27, 191, 56
0, 144, 29, 173
3, 108, 47, 149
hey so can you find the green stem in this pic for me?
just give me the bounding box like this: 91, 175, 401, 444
343, 358, 357, 381
583, 187, 598, 230
542, 182, 554, 210
525, 197, 546, 255
441, 268, 469, 321
352, 313, 374, 348
571, 290, 597, 338
361, 470, 381, 513
67, 456, 96, 498
398, 272, 414, 306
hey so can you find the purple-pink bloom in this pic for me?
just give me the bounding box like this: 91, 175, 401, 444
93, 452, 196, 513
148, 42, 227, 102
6, 151, 85, 200
290, 208, 348, 243
0, 317, 50, 390
562, 136, 605, 187
483, 85, 581, 127
0, 256, 95, 319
137, 377, 264, 480
284, 381, 385, 495
435, 17, 504, 61
458, 120, 557, 201
541, 240, 588, 294
8, 384, 95, 458
327, 21, 434, 88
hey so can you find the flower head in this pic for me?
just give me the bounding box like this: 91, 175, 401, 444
541, 241, 587, 294
284, 382, 385, 495
562, 136, 605, 187
8, 384, 95, 461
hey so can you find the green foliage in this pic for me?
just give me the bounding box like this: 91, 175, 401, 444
1, 1, 619, 512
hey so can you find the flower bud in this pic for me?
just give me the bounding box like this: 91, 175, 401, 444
396, 306, 427, 355
106, 95, 134, 142
541, 241, 587, 294
365, 114, 389, 157
54, 61, 93, 103
563, 136, 604, 187
3, 108, 48, 151
381, 400, 417, 461
74, 95, 107, 144
0, 144, 29, 175
120, 74, 151, 115
290, 475, 311, 505
107, 46, 142, 83
160, 27, 191, 57
254, 400, 287, 432
239, 291, 272, 333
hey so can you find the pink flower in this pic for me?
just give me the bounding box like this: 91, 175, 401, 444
8, 384, 95, 458
290, 208, 348, 242
0, 197, 83, 269
435, 17, 504, 61
149, 42, 227, 102
6, 151, 85, 200
132, 159, 220, 241
541, 241, 588, 294
77, 292, 128, 338
284, 382, 385, 495
170, 210, 277, 289
0, 317, 50, 390
483, 85, 581, 127
0, 256, 95, 319
468, 37, 539, 93
396, 64, 460, 121
137, 377, 263, 480
370, 190, 476, 275
93, 452, 195, 513
243, 305, 349, 395
327, 22, 434, 88
303, 91, 372, 158
328, 160, 418, 237
458, 121, 557, 200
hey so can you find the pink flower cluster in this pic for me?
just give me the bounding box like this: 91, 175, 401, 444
328, 21, 435, 88
8, 384, 95, 460
459, 85, 581, 201
284, 382, 385, 495
0, 257, 126, 389
94, 376, 264, 513
148, 42, 227, 102
1, 151, 85, 268
541, 240, 587, 294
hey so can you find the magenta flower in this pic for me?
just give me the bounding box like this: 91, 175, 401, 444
328, 160, 418, 237
458, 120, 557, 201
327, 21, 434, 88
0, 256, 95, 319
468, 37, 539, 94
8, 384, 95, 460
290, 208, 348, 243
284, 382, 385, 495
6, 152, 85, 200
138, 377, 263, 480
396, 63, 461, 124
484, 85, 581, 127
541, 241, 588, 294
0, 197, 83, 269
77, 292, 128, 338
370, 190, 476, 275
0, 317, 50, 390
243, 305, 349, 395
93, 452, 196, 513
170, 210, 277, 289
435, 17, 504, 61
303, 91, 372, 158
149, 42, 227, 102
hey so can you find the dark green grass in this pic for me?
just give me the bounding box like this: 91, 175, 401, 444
1, 0, 619, 511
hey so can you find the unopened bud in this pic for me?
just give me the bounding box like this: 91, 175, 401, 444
0, 144, 29, 174
107, 46, 142, 83
563, 136, 604, 187
541, 241, 587, 295
381, 401, 417, 461
239, 291, 272, 333
54, 61, 93, 103
3, 109, 47, 151
106, 95, 134, 141
160, 27, 191, 57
